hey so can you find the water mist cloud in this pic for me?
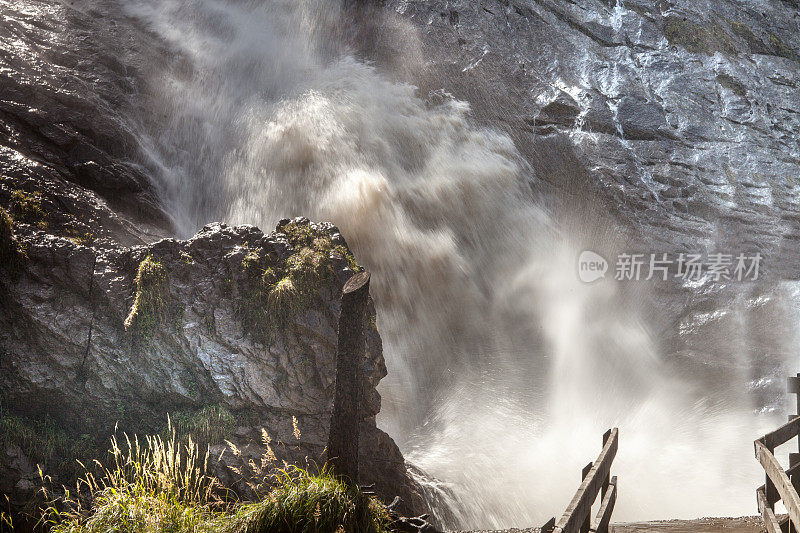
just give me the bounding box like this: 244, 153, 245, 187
125, 0, 787, 528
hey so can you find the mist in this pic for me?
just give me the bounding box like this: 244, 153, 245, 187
124, 0, 791, 528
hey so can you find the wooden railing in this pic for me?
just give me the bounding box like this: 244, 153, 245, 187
756, 374, 800, 533
542, 428, 619, 533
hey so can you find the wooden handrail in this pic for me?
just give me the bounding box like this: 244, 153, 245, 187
759, 416, 800, 450
757, 485, 782, 533
756, 440, 800, 527
552, 428, 619, 533
755, 374, 800, 533
592, 476, 617, 533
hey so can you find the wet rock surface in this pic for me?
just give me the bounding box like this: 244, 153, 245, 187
381, 0, 800, 260
377, 0, 800, 406
0, 0, 440, 520
0, 0, 170, 232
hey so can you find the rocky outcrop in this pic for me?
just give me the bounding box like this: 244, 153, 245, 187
0, 216, 427, 516
379, 0, 800, 264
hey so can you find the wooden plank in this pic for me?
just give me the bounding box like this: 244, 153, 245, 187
554, 428, 619, 533
781, 515, 792, 533
758, 485, 783, 533
591, 476, 617, 533
581, 463, 593, 533
785, 461, 800, 481
601, 430, 611, 498
792, 455, 800, 533
795, 374, 800, 420
786, 374, 800, 533
769, 474, 780, 509
788, 376, 800, 394
792, 454, 800, 492
756, 440, 800, 530
761, 417, 800, 450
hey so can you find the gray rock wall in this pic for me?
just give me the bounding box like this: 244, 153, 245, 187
0, 217, 426, 516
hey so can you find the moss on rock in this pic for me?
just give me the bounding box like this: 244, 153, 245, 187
281, 220, 361, 276
9, 189, 47, 228
664, 17, 736, 55
726, 20, 769, 54
0, 206, 24, 277
0, 405, 98, 481
769, 33, 799, 61
716, 73, 747, 97
124, 255, 174, 338
238, 220, 362, 343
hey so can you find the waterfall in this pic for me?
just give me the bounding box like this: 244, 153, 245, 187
124, 0, 785, 528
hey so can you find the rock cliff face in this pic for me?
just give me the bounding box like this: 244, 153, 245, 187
381, 0, 800, 260
375, 0, 800, 404
0, 215, 425, 516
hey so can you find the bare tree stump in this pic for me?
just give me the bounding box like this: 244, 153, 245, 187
327, 271, 371, 484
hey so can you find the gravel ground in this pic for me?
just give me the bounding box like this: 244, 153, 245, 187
611, 516, 765, 533
457, 516, 766, 533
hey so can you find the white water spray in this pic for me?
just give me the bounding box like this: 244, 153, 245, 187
126, 0, 786, 528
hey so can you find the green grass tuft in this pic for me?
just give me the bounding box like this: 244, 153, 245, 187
228, 465, 392, 533
34, 426, 393, 533
0, 405, 98, 481
0, 207, 24, 276
267, 277, 301, 325
124, 255, 175, 338
238, 221, 362, 343
167, 405, 236, 451
285, 248, 327, 295
9, 190, 47, 228
43, 430, 221, 533
280, 221, 362, 294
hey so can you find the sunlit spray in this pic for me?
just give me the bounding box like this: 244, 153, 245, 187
126, 0, 785, 528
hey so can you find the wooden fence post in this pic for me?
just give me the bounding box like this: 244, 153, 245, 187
767, 442, 779, 512
581, 462, 593, 533
602, 429, 612, 499
327, 271, 371, 484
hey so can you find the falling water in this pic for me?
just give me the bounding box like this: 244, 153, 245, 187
124, 0, 789, 528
